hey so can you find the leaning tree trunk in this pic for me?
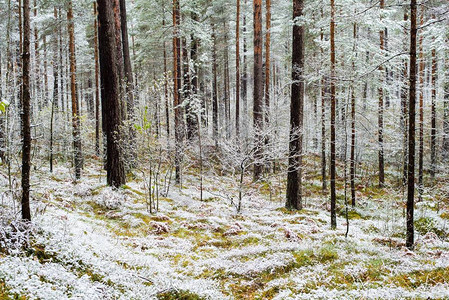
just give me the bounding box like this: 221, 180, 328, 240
253, 0, 263, 181
21, 0, 32, 221
67, 0, 82, 180
406, 0, 417, 250
286, 0, 304, 211
97, 0, 126, 187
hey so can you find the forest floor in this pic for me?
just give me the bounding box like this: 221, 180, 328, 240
0, 156, 449, 300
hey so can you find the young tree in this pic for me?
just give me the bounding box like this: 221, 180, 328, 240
265, 0, 271, 143
417, 8, 424, 200
253, 0, 263, 181
430, 45, 437, 179
407, 0, 418, 250
21, 0, 32, 221
67, 0, 82, 180
286, 0, 304, 211
97, 0, 126, 187
94, 2, 101, 156
173, 0, 183, 183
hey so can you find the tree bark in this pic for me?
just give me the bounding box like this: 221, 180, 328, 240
265, 0, 271, 142
430, 45, 437, 179
378, 0, 385, 188
67, 0, 82, 180
330, 0, 337, 229
286, 0, 304, 211
21, 0, 32, 221
418, 8, 424, 201
401, 11, 409, 187
235, 0, 240, 138
253, 0, 263, 181
94, 2, 101, 156
406, 0, 417, 250
212, 26, 218, 145
97, 0, 126, 187
350, 22, 357, 207
173, 0, 183, 183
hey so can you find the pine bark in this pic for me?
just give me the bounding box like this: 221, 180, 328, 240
418, 9, 424, 201
286, 0, 304, 210
265, 0, 271, 140
378, 0, 385, 187
330, 0, 337, 229
97, 0, 126, 187
212, 26, 219, 144
94, 2, 101, 156
67, 0, 82, 180
430, 46, 437, 179
253, 0, 263, 181
406, 0, 417, 250
401, 11, 409, 187
21, 0, 32, 221
173, 0, 183, 183
235, 0, 241, 138
350, 22, 357, 207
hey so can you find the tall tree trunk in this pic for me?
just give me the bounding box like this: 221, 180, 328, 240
183, 37, 195, 141
235, 0, 240, 138
94, 2, 101, 156
253, 0, 263, 181
265, 0, 271, 143
21, 0, 32, 221
286, 0, 304, 211
401, 11, 409, 187
242, 0, 248, 141
43, 34, 48, 107
320, 17, 327, 191
330, 0, 337, 229
50, 7, 59, 172
173, 0, 183, 183
67, 0, 82, 180
443, 58, 449, 161
224, 22, 231, 139
190, 10, 199, 139
430, 46, 437, 179
33, 0, 41, 111
406, 0, 417, 250
113, 0, 126, 122
212, 26, 218, 145
97, 0, 126, 187
120, 0, 134, 120
163, 8, 170, 139
418, 8, 424, 201
378, 0, 385, 188
350, 22, 357, 207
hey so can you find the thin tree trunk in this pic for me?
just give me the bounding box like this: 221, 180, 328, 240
242, 0, 248, 141
21, 0, 32, 221
94, 2, 101, 156
50, 7, 59, 172
330, 0, 337, 229
265, 0, 271, 144
320, 16, 327, 191
235, 0, 240, 138
97, 0, 126, 187
401, 11, 409, 187
406, 0, 417, 250
253, 0, 263, 181
350, 22, 357, 207
173, 0, 183, 183
67, 0, 82, 180
212, 26, 218, 145
190, 10, 199, 139
418, 9, 424, 201
163, 8, 170, 139
286, 0, 304, 211
378, 0, 385, 188
430, 46, 437, 179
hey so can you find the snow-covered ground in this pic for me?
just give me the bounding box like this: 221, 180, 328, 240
0, 161, 448, 299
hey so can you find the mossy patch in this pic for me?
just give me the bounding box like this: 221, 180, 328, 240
389, 267, 449, 288
415, 217, 446, 239
157, 289, 205, 300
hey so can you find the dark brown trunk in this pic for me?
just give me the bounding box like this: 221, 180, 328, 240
378, 0, 385, 188
350, 22, 357, 207
212, 26, 218, 144
94, 2, 101, 156
163, 9, 170, 139
120, 0, 134, 120
430, 46, 437, 179
286, 0, 304, 210
401, 11, 409, 187
265, 0, 271, 142
406, 0, 417, 250
242, 0, 248, 139
97, 0, 126, 187
253, 0, 263, 181
173, 0, 183, 183
418, 9, 424, 201
320, 16, 327, 191
21, 0, 32, 221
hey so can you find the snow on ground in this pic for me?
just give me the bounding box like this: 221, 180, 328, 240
0, 160, 448, 299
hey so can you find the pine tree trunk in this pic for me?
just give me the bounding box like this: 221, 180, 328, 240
97, 0, 126, 187
253, 0, 263, 181
235, 0, 240, 138
330, 0, 337, 229
94, 2, 101, 156
401, 11, 409, 187
418, 9, 424, 201
320, 17, 327, 191
350, 22, 357, 207
67, 0, 82, 180
50, 7, 59, 172
173, 0, 183, 183
242, 0, 248, 141
212, 26, 218, 145
378, 0, 385, 188
265, 0, 271, 143
430, 46, 437, 179
21, 0, 32, 221
286, 0, 304, 211
406, 0, 417, 250
163, 9, 170, 139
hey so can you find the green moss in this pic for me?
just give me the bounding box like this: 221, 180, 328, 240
389, 267, 449, 288
0, 279, 27, 300
415, 217, 446, 239
440, 212, 449, 220
157, 289, 205, 300
317, 245, 338, 263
